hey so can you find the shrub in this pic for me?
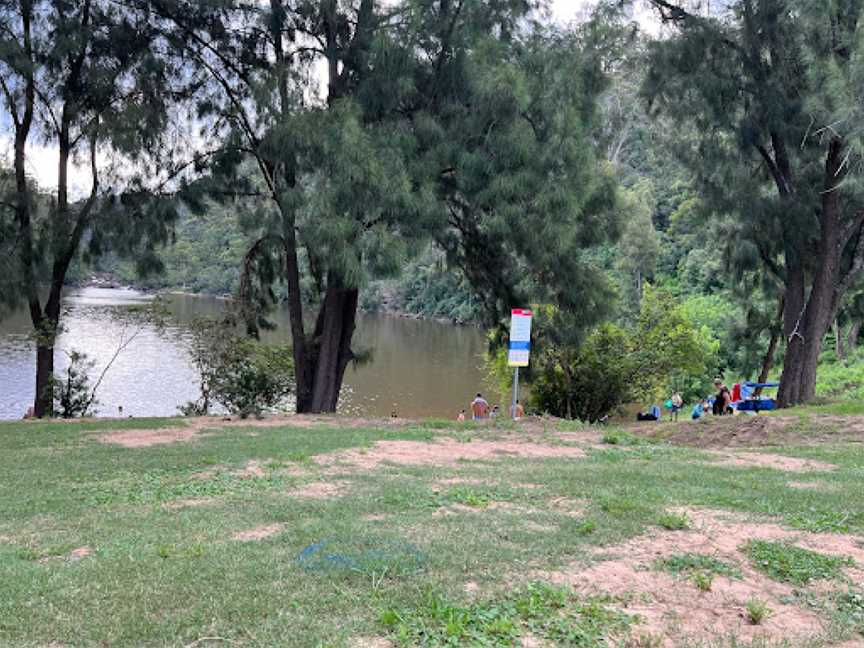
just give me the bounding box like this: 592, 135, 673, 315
183, 317, 294, 418
50, 350, 98, 418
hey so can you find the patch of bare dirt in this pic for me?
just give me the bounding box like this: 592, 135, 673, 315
435, 477, 494, 487
161, 498, 214, 510
362, 513, 389, 522
316, 438, 586, 471
539, 508, 861, 646
546, 497, 586, 518
232, 524, 283, 542
235, 459, 267, 478
628, 414, 864, 449
96, 426, 200, 448
348, 638, 393, 648
464, 580, 480, 595
708, 451, 837, 473
787, 480, 830, 490
554, 429, 605, 445
285, 481, 344, 499
40, 546, 92, 563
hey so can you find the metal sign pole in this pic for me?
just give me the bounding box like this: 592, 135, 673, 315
511, 366, 519, 420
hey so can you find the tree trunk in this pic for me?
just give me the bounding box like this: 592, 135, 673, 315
778, 138, 845, 407
848, 321, 861, 353
306, 279, 359, 413
34, 342, 55, 418
777, 263, 805, 407
757, 324, 780, 386
833, 320, 844, 361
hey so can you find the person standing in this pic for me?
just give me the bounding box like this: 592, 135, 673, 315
712, 379, 731, 415
470, 393, 489, 420
671, 392, 683, 421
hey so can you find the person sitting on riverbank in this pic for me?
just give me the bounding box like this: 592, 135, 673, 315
510, 400, 525, 420
457, 409, 466, 422
470, 393, 489, 420
636, 404, 661, 421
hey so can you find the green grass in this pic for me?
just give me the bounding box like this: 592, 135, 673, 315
656, 511, 690, 530
380, 582, 634, 646
0, 415, 863, 646
656, 553, 742, 579
745, 598, 771, 624
742, 540, 855, 585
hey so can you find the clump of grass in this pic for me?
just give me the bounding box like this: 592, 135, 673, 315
745, 598, 771, 624
692, 572, 713, 592
601, 429, 653, 446
788, 510, 860, 534
657, 553, 741, 579
380, 582, 633, 646
573, 519, 597, 536
597, 495, 642, 516
657, 511, 690, 530
445, 486, 493, 508
743, 540, 854, 586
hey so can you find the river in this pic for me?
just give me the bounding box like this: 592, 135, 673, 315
0, 288, 498, 420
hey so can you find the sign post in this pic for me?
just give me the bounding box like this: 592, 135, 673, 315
508, 309, 532, 419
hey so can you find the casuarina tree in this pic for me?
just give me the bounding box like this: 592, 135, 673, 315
642, 0, 864, 406
156, 0, 621, 413
0, 1, 180, 417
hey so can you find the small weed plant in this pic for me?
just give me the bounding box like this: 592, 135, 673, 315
743, 540, 854, 585
657, 511, 690, 530
745, 598, 771, 625
692, 572, 713, 592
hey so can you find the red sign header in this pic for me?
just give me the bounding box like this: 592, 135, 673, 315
511, 309, 532, 317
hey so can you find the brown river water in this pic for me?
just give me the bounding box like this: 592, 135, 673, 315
0, 288, 498, 419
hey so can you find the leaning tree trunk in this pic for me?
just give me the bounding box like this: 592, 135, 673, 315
755, 325, 781, 398
307, 279, 359, 413
778, 138, 845, 407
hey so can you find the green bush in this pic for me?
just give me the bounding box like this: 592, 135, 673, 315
182, 318, 294, 418
530, 286, 719, 421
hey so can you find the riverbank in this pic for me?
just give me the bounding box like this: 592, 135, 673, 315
1, 412, 862, 646
77, 274, 480, 326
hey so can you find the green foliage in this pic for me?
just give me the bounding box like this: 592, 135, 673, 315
816, 350, 864, 402
745, 598, 771, 625
656, 553, 741, 579
530, 286, 718, 420
380, 582, 633, 646
630, 286, 719, 402
656, 511, 690, 531
182, 318, 294, 418
742, 540, 854, 586
50, 351, 98, 419
532, 321, 631, 422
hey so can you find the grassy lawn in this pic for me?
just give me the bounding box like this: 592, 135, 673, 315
0, 414, 862, 647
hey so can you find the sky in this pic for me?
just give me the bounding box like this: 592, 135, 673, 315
1, 0, 658, 195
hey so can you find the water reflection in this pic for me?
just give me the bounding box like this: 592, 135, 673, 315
0, 288, 496, 419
